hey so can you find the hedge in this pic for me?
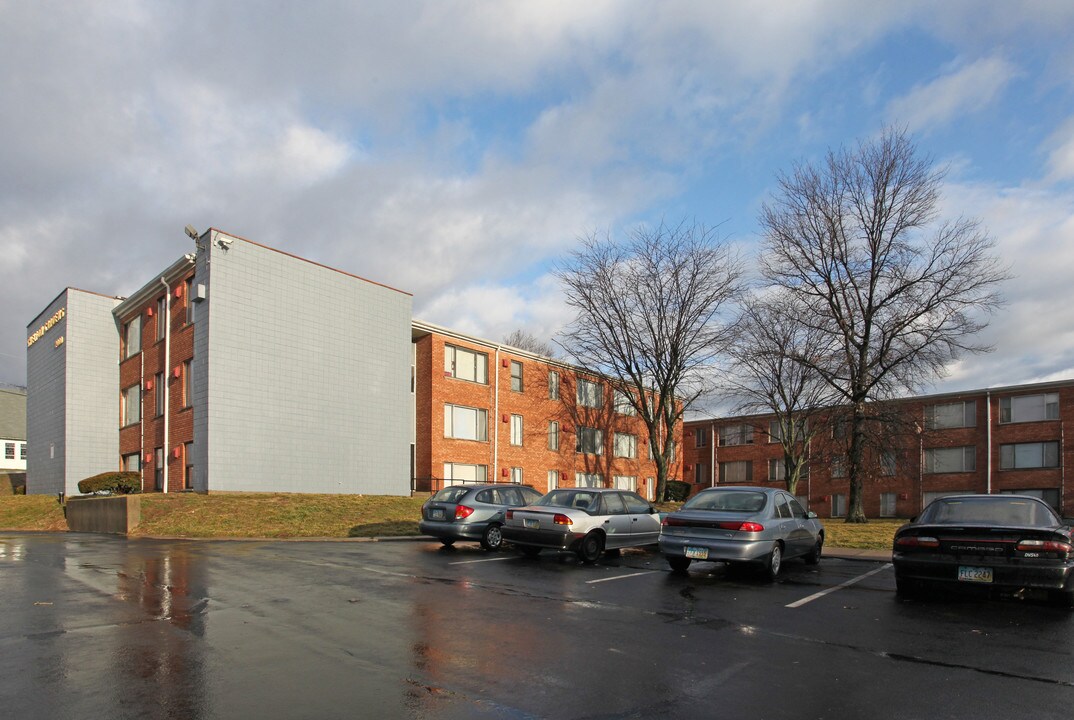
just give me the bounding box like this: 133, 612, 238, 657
77, 472, 142, 495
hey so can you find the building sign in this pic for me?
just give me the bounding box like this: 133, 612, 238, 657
27, 308, 65, 347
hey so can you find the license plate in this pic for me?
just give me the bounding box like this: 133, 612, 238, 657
685, 546, 709, 559
430, 509, 444, 520
958, 566, 993, 583
524, 518, 539, 529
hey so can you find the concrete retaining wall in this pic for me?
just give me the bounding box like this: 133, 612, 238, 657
66, 495, 141, 534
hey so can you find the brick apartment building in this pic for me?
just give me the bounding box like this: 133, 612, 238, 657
26, 229, 676, 498
684, 381, 1074, 518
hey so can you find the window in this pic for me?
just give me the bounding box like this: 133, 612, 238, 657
1000, 488, 1061, 512
444, 404, 488, 441
123, 316, 141, 359
924, 446, 976, 473
614, 433, 637, 459
4, 443, 13, 460
719, 423, 753, 446
547, 421, 559, 451
547, 470, 560, 491
769, 459, 785, 483
20, 443, 27, 460
510, 360, 523, 392
719, 460, 752, 484
613, 476, 638, 492
122, 453, 141, 472
443, 463, 488, 485
614, 389, 636, 415
548, 370, 560, 400
693, 464, 707, 484
769, 418, 806, 443
695, 428, 708, 448
880, 492, 897, 518
181, 359, 192, 407
831, 455, 847, 478
1000, 441, 1060, 470
156, 296, 166, 340
444, 345, 488, 384
184, 442, 194, 489
576, 427, 604, 455
575, 472, 603, 488
184, 277, 195, 324
510, 414, 523, 446
832, 494, 847, 518
510, 467, 523, 484
832, 417, 848, 439
649, 440, 676, 462
122, 385, 141, 426
880, 451, 896, 477
154, 447, 164, 492
154, 372, 165, 417
1000, 393, 1059, 424
925, 400, 976, 429
577, 378, 603, 408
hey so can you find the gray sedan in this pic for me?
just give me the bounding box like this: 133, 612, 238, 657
659, 486, 824, 578
420, 483, 544, 550
501, 487, 662, 563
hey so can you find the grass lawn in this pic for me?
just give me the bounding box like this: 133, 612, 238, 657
0, 493, 904, 548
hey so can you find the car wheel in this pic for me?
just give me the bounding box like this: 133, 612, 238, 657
577, 532, 605, 564
520, 546, 542, 558
668, 556, 691, 573
762, 543, 782, 581
480, 523, 503, 551
1049, 590, 1074, 608
439, 538, 456, 547
804, 536, 823, 565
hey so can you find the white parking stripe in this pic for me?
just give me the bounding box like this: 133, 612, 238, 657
586, 571, 657, 584
785, 563, 893, 608
448, 556, 518, 565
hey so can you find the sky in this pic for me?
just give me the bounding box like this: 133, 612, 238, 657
2, 1, 1074, 398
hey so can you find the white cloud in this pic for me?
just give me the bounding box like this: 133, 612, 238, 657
885, 56, 1019, 133
1044, 117, 1074, 183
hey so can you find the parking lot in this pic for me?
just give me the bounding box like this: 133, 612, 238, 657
2, 532, 1073, 719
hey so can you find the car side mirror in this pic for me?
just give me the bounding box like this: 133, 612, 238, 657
649, 506, 657, 514
807, 511, 818, 519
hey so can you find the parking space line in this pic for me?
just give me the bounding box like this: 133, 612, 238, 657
448, 556, 518, 565
586, 571, 657, 585
785, 563, 892, 608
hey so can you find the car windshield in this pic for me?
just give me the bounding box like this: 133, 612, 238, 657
430, 486, 471, 503
537, 490, 602, 512
919, 497, 1059, 527
683, 490, 767, 513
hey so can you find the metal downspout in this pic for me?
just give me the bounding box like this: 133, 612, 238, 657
160, 278, 171, 494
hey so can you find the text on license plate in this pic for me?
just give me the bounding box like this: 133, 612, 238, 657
430, 509, 445, 520
685, 546, 709, 559
524, 518, 539, 529
958, 565, 993, 583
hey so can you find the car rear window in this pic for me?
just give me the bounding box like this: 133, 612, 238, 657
538, 489, 601, 511
683, 491, 767, 513
431, 486, 471, 503
920, 497, 1059, 527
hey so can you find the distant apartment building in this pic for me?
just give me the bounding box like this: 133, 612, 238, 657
0, 385, 27, 472
684, 381, 1074, 518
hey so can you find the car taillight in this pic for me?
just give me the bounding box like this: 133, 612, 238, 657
1017, 539, 1073, 555
505, 510, 514, 520
455, 505, 475, 520
553, 514, 572, 526
662, 516, 685, 527
715, 521, 764, 532
895, 535, 939, 548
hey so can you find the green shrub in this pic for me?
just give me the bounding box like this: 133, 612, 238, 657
77, 472, 141, 495
665, 480, 691, 502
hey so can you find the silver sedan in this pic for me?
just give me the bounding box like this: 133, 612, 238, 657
501, 487, 662, 564
659, 486, 824, 578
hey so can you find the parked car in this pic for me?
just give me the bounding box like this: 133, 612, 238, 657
892, 494, 1074, 605
500, 487, 662, 563
659, 486, 824, 578
420, 483, 543, 551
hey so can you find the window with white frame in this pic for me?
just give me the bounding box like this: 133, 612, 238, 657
510, 414, 523, 446
880, 492, 897, 517
444, 344, 489, 384
880, 451, 896, 477
443, 404, 488, 441
831, 455, 847, 478
547, 470, 560, 490
510, 467, 523, 484
613, 475, 637, 492
576, 426, 604, 455
719, 460, 752, 484
575, 472, 603, 488
123, 316, 141, 359
548, 421, 559, 451
614, 389, 636, 415
122, 385, 141, 426
999, 441, 1060, 470
548, 370, 560, 400
4, 443, 13, 460
1000, 393, 1059, 424
719, 423, 753, 446
20, 443, 27, 460
614, 432, 637, 458
832, 493, 847, 517
769, 418, 806, 443
443, 463, 488, 485
924, 446, 976, 473
925, 400, 976, 429
649, 440, 675, 462
122, 453, 140, 472
769, 459, 785, 482
577, 378, 603, 408
510, 361, 524, 392
695, 428, 708, 447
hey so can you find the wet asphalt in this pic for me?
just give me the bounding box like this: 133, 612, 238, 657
1, 532, 1072, 719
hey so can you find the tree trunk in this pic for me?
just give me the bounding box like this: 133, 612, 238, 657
846, 401, 868, 523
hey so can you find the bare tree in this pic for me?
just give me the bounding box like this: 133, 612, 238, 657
724, 291, 835, 496
556, 220, 745, 500
759, 128, 1008, 522
502, 329, 557, 359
